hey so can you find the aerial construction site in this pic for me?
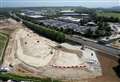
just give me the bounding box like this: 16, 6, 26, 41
0, 18, 102, 81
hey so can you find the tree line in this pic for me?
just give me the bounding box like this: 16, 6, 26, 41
10, 14, 21, 22
23, 20, 65, 43
10, 12, 65, 43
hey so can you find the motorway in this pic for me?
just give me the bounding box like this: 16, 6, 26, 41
66, 35, 120, 58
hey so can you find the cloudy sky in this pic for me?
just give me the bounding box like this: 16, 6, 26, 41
0, 0, 120, 8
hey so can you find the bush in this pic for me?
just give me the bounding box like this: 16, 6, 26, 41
10, 15, 21, 22
0, 73, 61, 82
113, 65, 120, 78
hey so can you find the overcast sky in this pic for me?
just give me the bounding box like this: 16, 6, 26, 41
0, 0, 120, 8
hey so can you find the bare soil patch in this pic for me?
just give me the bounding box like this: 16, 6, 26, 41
88, 52, 120, 82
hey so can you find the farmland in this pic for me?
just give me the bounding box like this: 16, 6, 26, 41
97, 12, 120, 19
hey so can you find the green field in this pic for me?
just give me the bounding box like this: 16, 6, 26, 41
97, 12, 120, 19
0, 32, 8, 64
